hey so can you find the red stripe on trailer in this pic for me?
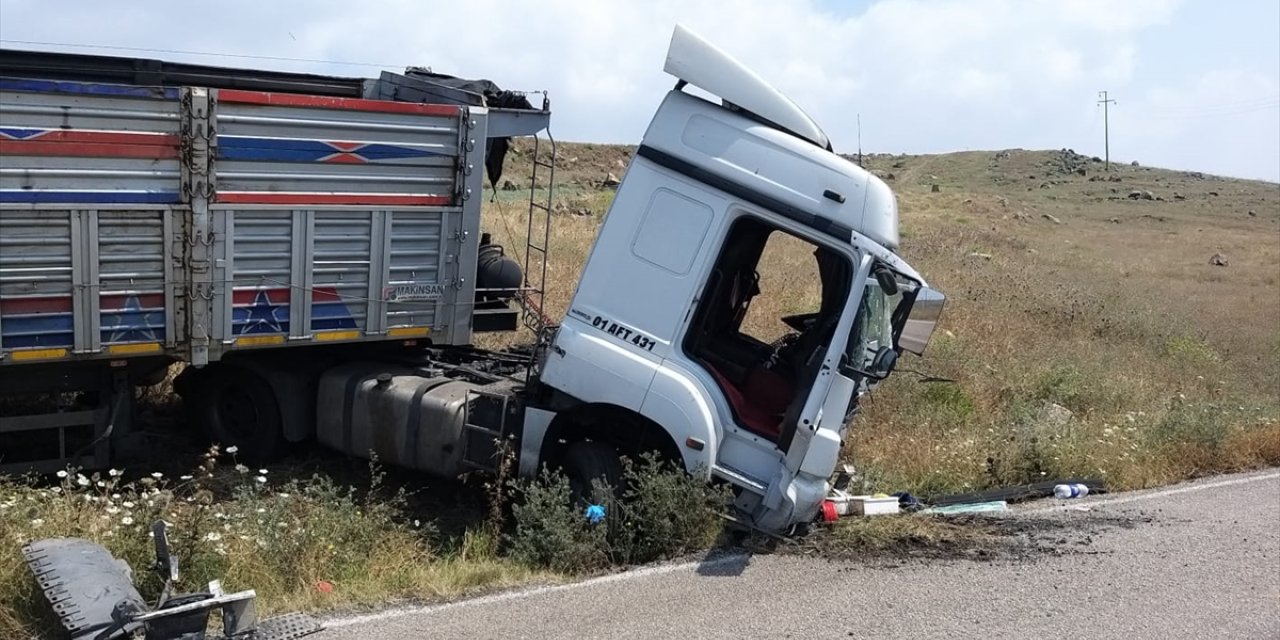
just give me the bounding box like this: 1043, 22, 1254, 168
229, 288, 343, 304
232, 288, 290, 305
311, 287, 343, 303
100, 293, 166, 310
217, 192, 452, 206
0, 141, 179, 159
0, 131, 179, 159
218, 89, 462, 117
0, 296, 73, 314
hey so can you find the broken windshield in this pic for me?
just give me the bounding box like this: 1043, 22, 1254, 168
848, 268, 907, 371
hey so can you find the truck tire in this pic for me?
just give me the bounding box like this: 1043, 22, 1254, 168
561, 441, 623, 507
193, 366, 283, 465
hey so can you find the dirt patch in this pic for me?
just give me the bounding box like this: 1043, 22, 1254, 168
768, 510, 1155, 566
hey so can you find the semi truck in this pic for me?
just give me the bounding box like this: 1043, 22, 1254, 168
0, 26, 944, 533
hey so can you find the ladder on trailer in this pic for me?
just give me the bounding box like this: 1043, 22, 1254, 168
522, 100, 556, 339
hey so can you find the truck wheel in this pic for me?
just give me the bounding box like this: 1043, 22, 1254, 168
194, 366, 283, 465
561, 441, 623, 507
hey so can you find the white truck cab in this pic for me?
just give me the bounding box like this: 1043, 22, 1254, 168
531, 26, 945, 532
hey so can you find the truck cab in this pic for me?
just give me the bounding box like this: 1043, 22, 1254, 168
531, 26, 944, 531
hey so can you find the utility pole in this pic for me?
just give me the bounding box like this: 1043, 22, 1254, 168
856, 113, 863, 167
1097, 90, 1116, 170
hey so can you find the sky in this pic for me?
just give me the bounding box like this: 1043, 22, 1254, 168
1, 0, 1277, 181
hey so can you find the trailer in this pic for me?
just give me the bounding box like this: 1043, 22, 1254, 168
0, 49, 549, 471
1, 26, 945, 534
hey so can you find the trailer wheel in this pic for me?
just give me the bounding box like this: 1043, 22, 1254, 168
194, 366, 283, 464
561, 441, 623, 507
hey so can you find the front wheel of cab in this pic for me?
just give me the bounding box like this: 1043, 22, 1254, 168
560, 440, 624, 517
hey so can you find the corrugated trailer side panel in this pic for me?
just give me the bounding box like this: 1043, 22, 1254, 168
0, 79, 182, 365
205, 90, 478, 359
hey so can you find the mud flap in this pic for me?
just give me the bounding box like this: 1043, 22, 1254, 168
22, 538, 146, 640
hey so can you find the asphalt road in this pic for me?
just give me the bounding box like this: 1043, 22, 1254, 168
324, 469, 1280, 639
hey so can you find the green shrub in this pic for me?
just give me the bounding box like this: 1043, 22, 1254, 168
616, 454, 730, 564
506, 456, 730, 572
506, 471, 610, 574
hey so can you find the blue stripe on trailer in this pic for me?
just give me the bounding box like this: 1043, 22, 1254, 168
0, 314, 74, 348
217, 136, 443, 163
0, 191, 182, 204
0, 78, 179, 100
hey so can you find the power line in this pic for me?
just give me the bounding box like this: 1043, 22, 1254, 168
1141, 101, 1280, 120
0, 38, 406, 69
1143, 95, 1280, 114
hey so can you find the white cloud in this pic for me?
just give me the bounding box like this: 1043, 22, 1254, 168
0, 0, 1275, 180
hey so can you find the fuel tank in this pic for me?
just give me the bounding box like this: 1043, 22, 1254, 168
316, 362, 515, 476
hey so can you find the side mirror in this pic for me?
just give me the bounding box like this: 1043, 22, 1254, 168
899, 287, 945, 355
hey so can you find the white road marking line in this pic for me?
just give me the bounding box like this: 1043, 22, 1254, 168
1025, 470, 1280, 514
324, 554, 748, 628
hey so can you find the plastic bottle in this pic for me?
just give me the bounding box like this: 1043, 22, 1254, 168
1053, 483, 1090, 499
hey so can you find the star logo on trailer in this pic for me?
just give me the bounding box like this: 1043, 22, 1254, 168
107, 295, 159, 343
240, 290, 285, 334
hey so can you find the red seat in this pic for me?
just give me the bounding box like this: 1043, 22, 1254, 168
703, 363, 793, 439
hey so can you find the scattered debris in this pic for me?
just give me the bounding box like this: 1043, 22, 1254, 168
968, 251, 993, 260
1248, 210, 1257, 217
1141, 214, 1168, 223
1108, 217, 1121, 224
614, 158, 627, 169
1041, 213, 1064, 225
23, 521, 322, 640
996, 196, 1009, 208
1208, 190, 1220, 197
931, 184, 941, 193
1173, 192, 1186, 201
1209, 253, 1229, 267
602, 172, 621, 187
1127, 189, 1155, 201
500, 179, 521, 191
922, 501, 1010, 515
994, 150, 1012, 161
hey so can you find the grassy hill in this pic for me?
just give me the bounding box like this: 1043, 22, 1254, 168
485, 141, 1280, 494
